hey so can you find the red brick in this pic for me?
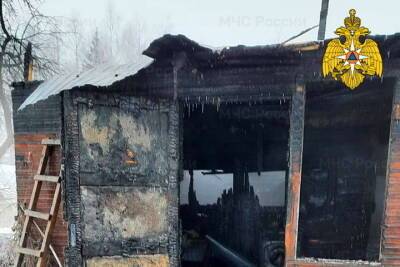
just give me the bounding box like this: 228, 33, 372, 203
15, 133, 67, 264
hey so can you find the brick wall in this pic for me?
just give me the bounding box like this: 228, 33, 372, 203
15, 134, 67, 265
12, 81, 67, 265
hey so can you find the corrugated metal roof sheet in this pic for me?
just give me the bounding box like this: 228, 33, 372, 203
18, 59, 152, 110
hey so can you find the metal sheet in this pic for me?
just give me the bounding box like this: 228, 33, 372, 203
18, 59, 152, 110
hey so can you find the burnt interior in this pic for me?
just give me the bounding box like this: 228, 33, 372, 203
298, 80, 395, 261
179, 101, 290, 267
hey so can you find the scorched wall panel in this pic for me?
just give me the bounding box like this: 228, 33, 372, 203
64, 91, 179, 266
78, 103, 169, 186
81, 186, 169, 256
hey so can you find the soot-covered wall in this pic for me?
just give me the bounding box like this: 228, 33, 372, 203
63, 90, 179, 266
298, 80, 394, 261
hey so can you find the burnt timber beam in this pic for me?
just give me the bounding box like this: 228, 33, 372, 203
285, 76, 305, 264
63, 90, 83, 266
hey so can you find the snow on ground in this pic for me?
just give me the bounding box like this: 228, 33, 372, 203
0, 162, 17, 234
0, 232, 15, 266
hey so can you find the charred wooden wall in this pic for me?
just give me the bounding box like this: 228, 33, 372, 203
300, 80, 394, 262
63, 90, 179, 266
11, 82, 67, 264
285, 78, 400, 266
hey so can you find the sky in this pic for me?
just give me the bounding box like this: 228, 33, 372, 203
180, 171, 285, 206
39, 0, 400, 48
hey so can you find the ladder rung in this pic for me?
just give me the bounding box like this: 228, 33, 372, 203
34, 175, 60, 183
15, 247, 42, 257
25, 210, 51, 221
41, 139, 60, 146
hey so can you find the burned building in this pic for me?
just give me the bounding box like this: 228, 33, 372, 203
11, 33, 400, 266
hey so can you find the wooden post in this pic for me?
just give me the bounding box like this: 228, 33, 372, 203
172, 51, 187, 101
318, 0, 330, 40
285, 77, 305, 265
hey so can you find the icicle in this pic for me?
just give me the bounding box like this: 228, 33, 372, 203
387, 50, 391, 59
201, 102, 204, 113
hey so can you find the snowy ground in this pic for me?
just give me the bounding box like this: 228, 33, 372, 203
0, 233, 12, 247
0, 161, 17, 234
0, 232, 15, 266
0, 125, 17, 264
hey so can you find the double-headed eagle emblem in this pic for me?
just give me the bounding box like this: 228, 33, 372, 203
322, 9, 383, 90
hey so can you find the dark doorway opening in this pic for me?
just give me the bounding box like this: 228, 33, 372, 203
298, 80, 395, 262
179, 101, 290, 267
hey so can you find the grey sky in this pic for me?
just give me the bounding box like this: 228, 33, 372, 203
40, 0, 399, 48
180, 171, 285, 206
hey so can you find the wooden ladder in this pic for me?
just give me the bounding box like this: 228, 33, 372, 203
15, 138, 63, 267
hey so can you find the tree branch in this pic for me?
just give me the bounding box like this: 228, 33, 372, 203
0, 0, 10, 40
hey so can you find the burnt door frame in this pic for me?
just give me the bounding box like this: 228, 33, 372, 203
62, 89, 180, 266
284, 77, 306, 266
284, 77, 399, 267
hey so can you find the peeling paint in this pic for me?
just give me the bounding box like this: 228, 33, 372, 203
82, 186, 168, 241
79, 103, 169, 185
103, 189, 167, 238
80, 109, 114, 156
117, 113, 151, 151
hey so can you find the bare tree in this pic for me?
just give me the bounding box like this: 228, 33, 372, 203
70, 14, 83, 71
0, 0, 62, 160
84, 28, 108, 69
105, 0, 119, 60
119, 19, 147, 64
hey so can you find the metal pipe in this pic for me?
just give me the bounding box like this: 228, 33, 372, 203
318, 0, 330, 40
205, 235, 256, 267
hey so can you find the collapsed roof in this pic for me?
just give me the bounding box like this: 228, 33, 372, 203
16, 33, 400, 110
